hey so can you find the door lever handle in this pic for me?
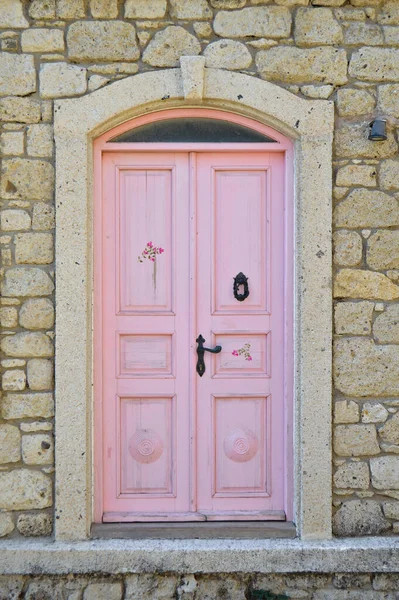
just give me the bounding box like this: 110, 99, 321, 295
196, 334, 222, 377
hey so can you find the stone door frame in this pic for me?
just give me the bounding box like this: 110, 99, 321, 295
54, 60, 334, 541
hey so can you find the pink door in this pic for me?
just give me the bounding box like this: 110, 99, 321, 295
97, 148, 288, 522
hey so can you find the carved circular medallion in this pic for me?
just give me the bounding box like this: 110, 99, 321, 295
129, 429, 163, 464
223, 428, 259, 463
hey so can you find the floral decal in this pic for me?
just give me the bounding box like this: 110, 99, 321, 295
138, 241, 164, 263
232, 342, 252, 361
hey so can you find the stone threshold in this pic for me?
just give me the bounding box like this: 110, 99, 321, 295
1, 538, 399, 575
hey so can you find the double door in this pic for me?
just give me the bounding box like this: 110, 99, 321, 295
99, 150, 287, 521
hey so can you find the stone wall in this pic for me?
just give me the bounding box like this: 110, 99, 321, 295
0, 0, 399, 539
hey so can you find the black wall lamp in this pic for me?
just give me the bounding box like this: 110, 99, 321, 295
368, 119, 387, 141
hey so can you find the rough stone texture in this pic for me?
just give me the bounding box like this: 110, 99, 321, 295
84, 583, 123, 600
2, 369, 26, 391
67, 22, 139, 62
334, 122, 398, 159
56, 0, 85, 19
32, 203, 55, 231
333, 461, 370, 489
343, 22, 384, 45
143, 27, 201, 67
0, 470, 52, 510
1, 268, 54, 297
349, 47, 399, 81
295, 8, 343, 46
333, 501, 390, 536
125, 574, 179, 600
301, 84, 334, 99
40, 62, 87, 99
27, 124, 53, 158
22, 433, 53, 465
0, 424, 21, 464
336, 165, 377, 188
21, 29, 65, 53
334, 337, 399, 396
334, 190, 399, 229
1, 332, 53, 358
0, 97, 41, 124
334, 400, 359, 424
379, 413, 399, 445
256, 47, 348, 84
17, 513, 52, 537
0, 53, 36, 97
170, 0, 212, 20
378, 1, 399, 25
19, 299, 54, 330
334, 424, 380, 456
29, 0, 56, 19
27, 359, 53, 391
383, 502, 399, 520
362, 402, 389, 424
378, 84, 399, 118
0, 0, 29, 28
334, 269, 399, 301
15, 233, 53, 265
374, 305, 399, 345
367, 230, 399, 271
204, 40, 252, 69
0, 131, 24, 157
0, 514, 14, 538
90, 0, 118, 19
125, 0, 167, 18
0, 307, 18, 328
214, 7, 291, 38
371, 456, 399, 489
380, 159, 399, 191
1, 158, 54, 201
2, 393, 54, 420
0, 210, 31, 231
210, 0, 246, 7
333, 230, 362, 267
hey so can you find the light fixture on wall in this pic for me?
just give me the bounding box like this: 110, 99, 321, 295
368, 119, 387, 141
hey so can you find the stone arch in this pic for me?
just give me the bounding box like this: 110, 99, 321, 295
54, 64, 333, 541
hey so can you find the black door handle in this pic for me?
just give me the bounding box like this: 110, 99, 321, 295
196, 334, 222, 377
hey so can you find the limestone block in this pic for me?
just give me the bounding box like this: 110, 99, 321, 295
20, 422, 52, 432
312, 0, 346, 4
88, 75, 109, 92
333, 230, 362, 267
21, 29, 65, 53
27, 124, 53, 158
22, 433, 53, 465
1, 268, 54, 297
0, 97, 41, 124
367, 230, 399, 271
210, 0, 246, 7
336, 164, 376, 187
334, 337, 399, 396
2, 369, 26, 391
275, 0, 309, 5
2, 359, 26, 368
301, 84, 333, 98
29, 0, 56, 19
143, 27, 201, 67
0, 514, 14, 538
17, 513, 52, 537
334, 399, 359, 424
67, 21, 139, 62
19, 299, 54, 330
343, 22, 383, 45
374, 305, 399, 344
0, 470, 52, 510
362, 402, 389, 423
337, 88, 376, 117
256, 46, 348, 84
0, 53, 36, 97
0, 424, 21, 463
383, 26, 399, 46
125, 575, 179, 600
204, 40, 252, 69
334, 189, 399, 228
125, 0, 167, 18
84, 583, 123, 600
170, 0, 212, 19
193, 577, 246, 600
383, 502, 399, 520
335, 7, 368, 20
27, 359, 53, 391
378, 84, 399, 118
334, 269, 399, 300
32, 203, 55, 231
371, 456, 399, 489
334, 122, 398, 159
40, 63, 87, 99
0, 0, 29, 27
378, 1, 399, 25
379, 413, 399, 445
0, 209, 31, 231
295, 8, 343, 46
15, 233, 53, 265
193, 22, 213, 38
333, 500, 389, 536
56, 0, 85, 18
1, 332, 53, 358
2, 393, 54, 419
333, 461, 369, 489
1, 158, 54, 201
90, 0, 118, 18
349, 48, 399, 81
334, 301, 374, 335
334, 424, 379, 456
0, 131, 24, 156
0, 307, 18, 328
214, 7, 291, 38
380, 159, 399, 191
